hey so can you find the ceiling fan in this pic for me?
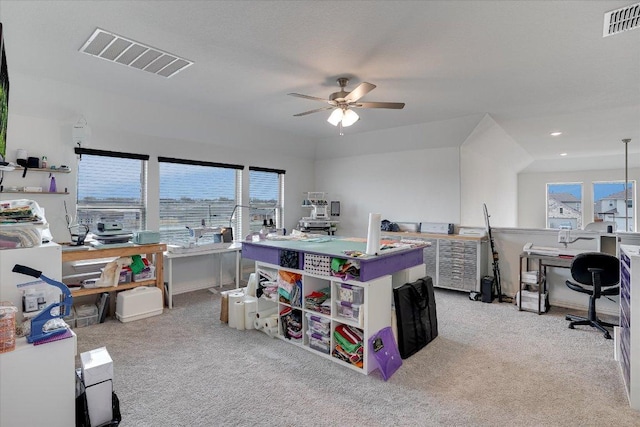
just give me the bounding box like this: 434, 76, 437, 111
288, 77, 405, 135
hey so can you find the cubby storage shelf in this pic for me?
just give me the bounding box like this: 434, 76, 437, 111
255, 260, 393, 374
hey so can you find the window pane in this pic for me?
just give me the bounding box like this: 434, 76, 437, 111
249, 170, 282, 233
77, 154, 146, 232
593, 181, 635, 232
159, 162, 238, 245
547, 183, 582, 229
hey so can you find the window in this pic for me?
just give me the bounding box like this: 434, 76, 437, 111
76, 148, 148, 233
248, 167, 285, 235
158, 157, 243, 245
546, 183, 583, 229
593, 181, 636, 232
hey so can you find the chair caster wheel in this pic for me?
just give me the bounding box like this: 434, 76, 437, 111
568, 324, 574, 329
604, 333, 612, 340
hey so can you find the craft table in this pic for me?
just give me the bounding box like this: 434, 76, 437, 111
164, 243, 242, 308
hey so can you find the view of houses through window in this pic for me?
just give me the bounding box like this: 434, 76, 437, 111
547, 183, 583, 229
547, 181, 636, 231
593, 181, 635, 232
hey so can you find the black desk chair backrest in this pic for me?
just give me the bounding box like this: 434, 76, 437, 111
565, 252, 620, 339
570, 252, 620, 291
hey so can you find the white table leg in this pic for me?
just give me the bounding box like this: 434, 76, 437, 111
235, 249, 240, 288
168, 257, 173, 309
218, 253, 223, 289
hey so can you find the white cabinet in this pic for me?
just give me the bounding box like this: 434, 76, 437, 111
254, 261, 394, 374
0, 333, 77, 427
383, 232, 488, 292
619, 244, 640, 410
0, 243, 76, 427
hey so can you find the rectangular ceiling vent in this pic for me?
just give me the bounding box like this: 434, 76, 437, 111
79, 28, 193, 78
603, 2, 640, 37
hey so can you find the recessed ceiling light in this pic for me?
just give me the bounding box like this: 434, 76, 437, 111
550, 132, 562, 136
560, 153, 568, 156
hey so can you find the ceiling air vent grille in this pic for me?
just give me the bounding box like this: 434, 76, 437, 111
603, 2, 640, 37
79, 28, 193, 78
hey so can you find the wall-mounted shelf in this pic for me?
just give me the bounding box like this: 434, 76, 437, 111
1, 191, 69, 195
11, 167, 71, 174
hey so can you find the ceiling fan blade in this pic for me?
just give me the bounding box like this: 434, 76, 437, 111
288, 93, 332, 102
293, 106, 335, 117
344, 82, 376, 102
353, 102, 405, 109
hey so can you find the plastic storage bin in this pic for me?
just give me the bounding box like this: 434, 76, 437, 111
337, 283, 364, 304
306, 330, 330, 354
63, 305, 76, 329
0, 302, 17, 353
76, 304, 99, 328
306, 312, 331, 335
336, 301, 362, 324
116, 286, 163, 322
133, 265, 155, 282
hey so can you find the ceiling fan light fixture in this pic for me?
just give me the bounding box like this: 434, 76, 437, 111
341, 109, 359, 127
327, 108, 343, 126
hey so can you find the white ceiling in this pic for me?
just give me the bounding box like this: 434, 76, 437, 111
1, 1, 639, 171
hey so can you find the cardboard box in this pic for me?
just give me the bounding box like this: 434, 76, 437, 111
116, 286, 163, 322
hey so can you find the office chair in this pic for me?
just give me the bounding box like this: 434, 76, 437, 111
565, 252, 620, 339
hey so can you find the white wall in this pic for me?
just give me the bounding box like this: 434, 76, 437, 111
315, 146, 460, 237
518, 167, 640, 229
4, 113, 315, 242
460, 114, 533, 228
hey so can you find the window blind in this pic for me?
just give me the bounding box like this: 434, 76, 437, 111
76, 153, 147, 232
159, 159, 240, 244
249, 168, 283, 233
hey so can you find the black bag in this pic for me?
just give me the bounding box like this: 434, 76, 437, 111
393, 276, 438, 359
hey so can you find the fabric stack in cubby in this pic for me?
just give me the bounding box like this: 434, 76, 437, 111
333, 324, 364, 368
304, 287, 330, 315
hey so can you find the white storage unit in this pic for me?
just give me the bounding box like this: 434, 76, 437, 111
0, 331, 76, 427
383, 232, 488, 293
254, 261, 398, 375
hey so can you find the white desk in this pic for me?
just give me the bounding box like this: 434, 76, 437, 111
164, 243, 242, 308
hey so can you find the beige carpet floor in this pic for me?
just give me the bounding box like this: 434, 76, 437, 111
74, 288, 640, 426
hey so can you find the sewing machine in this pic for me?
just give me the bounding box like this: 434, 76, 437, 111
12, 264, 73, 343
